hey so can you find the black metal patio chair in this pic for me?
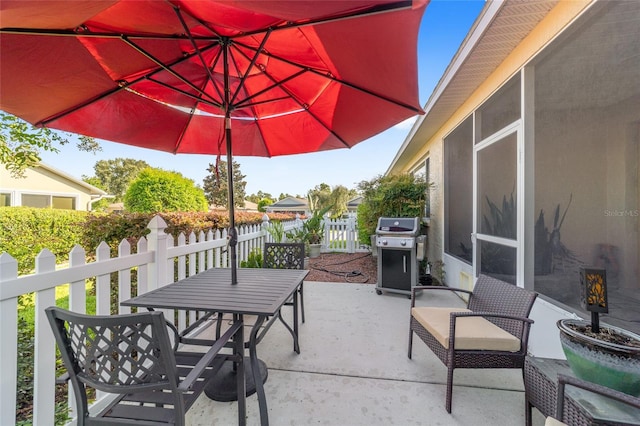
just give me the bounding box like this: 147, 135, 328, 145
46, 306, 246, 426
263, 242, 307, 323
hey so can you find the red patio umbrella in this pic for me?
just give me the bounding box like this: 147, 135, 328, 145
0, 0, 427, 283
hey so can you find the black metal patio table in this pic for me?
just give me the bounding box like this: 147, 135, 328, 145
122, 267, 309, 426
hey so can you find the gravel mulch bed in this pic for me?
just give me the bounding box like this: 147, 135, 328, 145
306, 252, 377, 284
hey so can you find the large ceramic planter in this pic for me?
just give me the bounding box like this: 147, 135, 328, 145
557, 319, 640, 396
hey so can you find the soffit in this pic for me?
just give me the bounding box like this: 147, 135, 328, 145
389, 0, 558, 173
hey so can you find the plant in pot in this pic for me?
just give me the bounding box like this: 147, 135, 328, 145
557, 267, 640, 396
302, 206, 330, 258
264, 220, 286, 243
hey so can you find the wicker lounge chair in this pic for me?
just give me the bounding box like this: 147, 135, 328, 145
46, 306, 246, 426
408, 274, 537, 413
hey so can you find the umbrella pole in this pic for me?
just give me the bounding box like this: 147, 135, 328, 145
222, 37, 238, 285
225, 116, 238, 285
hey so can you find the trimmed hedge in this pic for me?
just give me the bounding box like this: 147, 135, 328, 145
0, 207, 87, 275
0, 207, 297, 274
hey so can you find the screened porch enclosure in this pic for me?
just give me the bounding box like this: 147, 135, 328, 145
532, 0, 640, 333
443, 0, 639, 334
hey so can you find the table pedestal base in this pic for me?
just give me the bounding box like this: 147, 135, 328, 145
205, 357, 268, 402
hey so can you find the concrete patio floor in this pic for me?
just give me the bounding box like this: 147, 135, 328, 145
185, 281, 547, 425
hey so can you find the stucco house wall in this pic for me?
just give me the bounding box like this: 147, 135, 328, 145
0, 163, 108, 211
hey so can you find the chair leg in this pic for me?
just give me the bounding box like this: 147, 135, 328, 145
407, 327, 414, 359
299, 283, 305, 323
446, 364, 454, 413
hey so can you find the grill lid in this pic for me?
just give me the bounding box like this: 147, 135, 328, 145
376, 217, 419, 236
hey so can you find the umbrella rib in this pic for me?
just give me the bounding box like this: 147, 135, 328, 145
233, 40, 423, 115
173, 5, 225, 106
120, 35, 220, 106
38, 43, 222, 126
0, 1, 414, 41
251, 68, 351, 149
37, 86, 123, 127
229, 31, 271, 107
232, 0, 414, 39
145, 77, 222, 110
233, 69, 307, 110
227, 44, 350, 148
0, 27, 219, 41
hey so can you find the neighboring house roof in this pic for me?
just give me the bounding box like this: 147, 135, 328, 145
266, 197, 308, 212
387, 0, 559, 173
36, 162, 108, 195
346, 196, 363, 210
239, 200, 258, 211
209, 199, 259, 211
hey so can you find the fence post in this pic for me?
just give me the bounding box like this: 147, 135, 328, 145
262, 214, 270, 243
0, 253, 18, 426
33, 249, 57, 425
147, 215, 169, 292
348, 216, 356, 253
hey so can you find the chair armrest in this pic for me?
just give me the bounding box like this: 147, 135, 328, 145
177, 320, 244, 392
450, 311, 535, 324
411, 285, 473, 307
556, 374, 640, 420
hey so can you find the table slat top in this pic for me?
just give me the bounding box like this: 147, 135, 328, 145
122, 268, 308, 316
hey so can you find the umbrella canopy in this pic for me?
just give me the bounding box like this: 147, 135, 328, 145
1, 0, 427, 283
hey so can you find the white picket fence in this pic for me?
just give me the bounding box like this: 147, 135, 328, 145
0, 213, 365, 425
323, 216, 369, 253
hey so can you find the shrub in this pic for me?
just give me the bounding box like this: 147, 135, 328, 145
0, 207, 87, 274
357, 174, 428, 244
124, 168, 208, 213
240, 247, 263, 268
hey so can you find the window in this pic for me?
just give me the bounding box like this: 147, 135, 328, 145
21, 193, 76, 210
412, 158, 431, 218
533, 1, 640, 333
0, 193, 10, 206
444, 116, 473, 263
475, 73, 521, 142
22, 194, 49, 208
52, 196, 75, 210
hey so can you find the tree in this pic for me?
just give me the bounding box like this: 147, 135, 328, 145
124, 168, 208, 213
203, 160, 247, 209
82, 176, 111, 212
356, 173, 428, 243
326, 185, 356, 218
0, 112, 100, 177
246, 190, 273, 204
257, 198, 273, 212
307, 183, 332, 211
89, 158, 150, 202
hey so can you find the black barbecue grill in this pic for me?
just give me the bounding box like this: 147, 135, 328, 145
375, 217, 426, 296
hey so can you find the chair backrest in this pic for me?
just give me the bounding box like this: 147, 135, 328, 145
46, 307, 180, 419
468, 274, 538, 338
263, 242, 305, 269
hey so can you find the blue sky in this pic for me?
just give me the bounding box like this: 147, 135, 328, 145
39, 0, 484, 197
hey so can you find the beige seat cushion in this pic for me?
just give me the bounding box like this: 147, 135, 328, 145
411, 307, 521, 352
545, 417, 567, 426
